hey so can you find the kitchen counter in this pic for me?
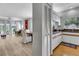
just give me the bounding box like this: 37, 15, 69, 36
52, 32, 62, 39
51, 30, 79, 55
63, 32, 79, 34
53, 29, 79, 33
62, 32, 79, 37
62, 29, 79, 33
52, 31, 79, 39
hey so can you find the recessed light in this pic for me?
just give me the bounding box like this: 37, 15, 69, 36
70, 7, 73, 8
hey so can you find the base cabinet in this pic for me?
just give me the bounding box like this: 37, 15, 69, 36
63, 35, 79, 45
51, 33, 79, 55
51, 36, 62, 50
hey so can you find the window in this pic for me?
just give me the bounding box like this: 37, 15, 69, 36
64, 17, 79, 29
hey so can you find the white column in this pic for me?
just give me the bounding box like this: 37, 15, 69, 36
32, 3, 43, 56
32, 3, 52, 56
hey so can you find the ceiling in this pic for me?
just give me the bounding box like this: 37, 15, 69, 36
53, 3, 79, 13
0, 3, 32, 18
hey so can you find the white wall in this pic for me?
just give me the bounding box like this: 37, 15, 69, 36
60, 7, 79, 18
0, 3, 32, 18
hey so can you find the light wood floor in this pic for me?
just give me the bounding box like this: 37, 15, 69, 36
53, 43, 79, 56
0, 36, 32, 56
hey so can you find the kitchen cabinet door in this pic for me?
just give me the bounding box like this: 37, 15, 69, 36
51, 36, 62, 50
63, 35, 79, 45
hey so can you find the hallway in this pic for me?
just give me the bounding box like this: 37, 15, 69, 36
0, 36, 32, 56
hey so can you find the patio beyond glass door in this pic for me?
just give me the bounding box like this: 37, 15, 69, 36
0, 23, 11, 35
6, 24, 10, 35
0, 24, 4, 35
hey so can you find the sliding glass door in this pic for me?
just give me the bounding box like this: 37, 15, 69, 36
0, 24, 4, 35
0, 21, 11, 35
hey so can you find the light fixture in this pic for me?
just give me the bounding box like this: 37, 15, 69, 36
70, 7, 73, 9
11, 17, 22, 21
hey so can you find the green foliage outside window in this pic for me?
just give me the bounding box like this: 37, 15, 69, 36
65, 17, 79, 25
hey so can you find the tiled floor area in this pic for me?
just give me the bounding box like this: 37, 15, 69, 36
0, 35, 32, 56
